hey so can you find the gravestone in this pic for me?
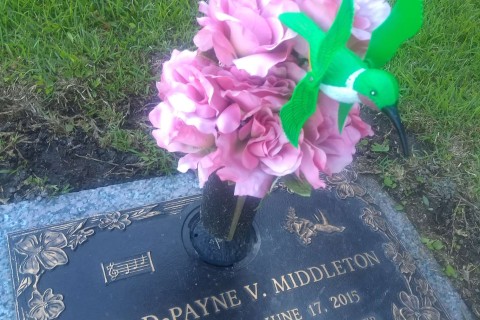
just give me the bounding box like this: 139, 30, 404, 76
3, 171, 473, 319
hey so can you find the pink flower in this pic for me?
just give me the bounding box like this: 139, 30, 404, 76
149, 0, 384, 199
149, 101, 215, 156
156, 50, 299, 136
240, 107, 302, 176
156, 50, 227, 134
211, 62, 297, 116
299, 94, 373, 187
215, 107, 302, 197
149, 104, 219, 182
194, 0, 300, 77
295, 0, 391, 55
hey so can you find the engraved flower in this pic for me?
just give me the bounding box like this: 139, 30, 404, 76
15, 231, 68, 275
384, 243, 416, 274
361, 207, 387, 232
398, 292, 440, 320
393, 303, 404, 320
415, 278, 437, 307
66, 220, 95, 250
68, 228, 94, 250
99, 212, 131, 230
326, 170, 366, 199
398, 252, 416, 275
383, 242, 399, 261
28, 288, 65, 320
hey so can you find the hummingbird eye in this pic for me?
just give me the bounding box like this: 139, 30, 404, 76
370, 90, 377, 96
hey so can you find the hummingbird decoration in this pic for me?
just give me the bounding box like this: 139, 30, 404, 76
279, 0, 423, 156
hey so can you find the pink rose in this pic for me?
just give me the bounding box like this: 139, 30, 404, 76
295, 0, 391, 55
196, 61, 298, 135
156, 50, 299, 136
194, 0, 300, 77
179, 149, 223, 185
149, 101, 215, 168
298, 140, 328, 189
211, 62, 297, 114
157, 50, 227, 134
300, 94, 373, 184
240, 107, 302, 176
215, 107, 302, 197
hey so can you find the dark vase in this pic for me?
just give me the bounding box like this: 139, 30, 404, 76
189, 173, 260, 267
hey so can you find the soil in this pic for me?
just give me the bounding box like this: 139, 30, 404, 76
0, 99, 478, 317
0, 96, 166, 204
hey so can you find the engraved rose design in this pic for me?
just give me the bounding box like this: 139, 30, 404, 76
15, 231, 68, 275
398, 292, 441, 320
28, 288, 65, 320
99, 212, 131, 230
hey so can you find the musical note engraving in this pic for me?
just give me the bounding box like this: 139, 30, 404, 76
101, 252, 155, 284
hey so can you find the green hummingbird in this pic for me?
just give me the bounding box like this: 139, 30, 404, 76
279, 0, 423, 156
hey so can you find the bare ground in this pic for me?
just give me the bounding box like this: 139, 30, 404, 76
0, 93, 171, 204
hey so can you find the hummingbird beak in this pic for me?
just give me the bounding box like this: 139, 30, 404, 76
382, 105, 410, 157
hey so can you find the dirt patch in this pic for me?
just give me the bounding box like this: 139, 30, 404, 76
0, 95, 171, 204
1, 129, 150, 202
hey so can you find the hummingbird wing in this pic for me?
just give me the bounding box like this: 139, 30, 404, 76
278, 12, 325, 72
338, 102, 354, 133
280, 72, 321, 147
280, 0, 355, 75
309, 0, 355, 78
279, 0, 355, 146
364, 0, 423, 68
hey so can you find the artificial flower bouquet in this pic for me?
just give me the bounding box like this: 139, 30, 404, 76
149, 0, 392, 198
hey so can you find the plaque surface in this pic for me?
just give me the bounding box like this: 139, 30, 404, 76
8, 170, 452, 320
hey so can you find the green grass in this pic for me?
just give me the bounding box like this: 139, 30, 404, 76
389, 0, 480, 200
0, 0, 197, 170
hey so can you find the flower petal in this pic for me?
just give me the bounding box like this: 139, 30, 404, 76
46, 299, 65, 319
298, 142, 327, 189
20, 256, 41, 275
15, 235, 39, 255
193, 27, 214, 51
233, 47, 291, 77
28, 290, 44, 308
29, 304, 48, 320
98, 218, 111, 229
42, 231, 68, 249
233, 170, 275, 198
400, 307, 416, 320
212, 33, 237, 66
419, 307, 441, 320
39, 248, 68, 270
217, 104, 242, 134
400, 291, 420, 310
28, 290, 48, 320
